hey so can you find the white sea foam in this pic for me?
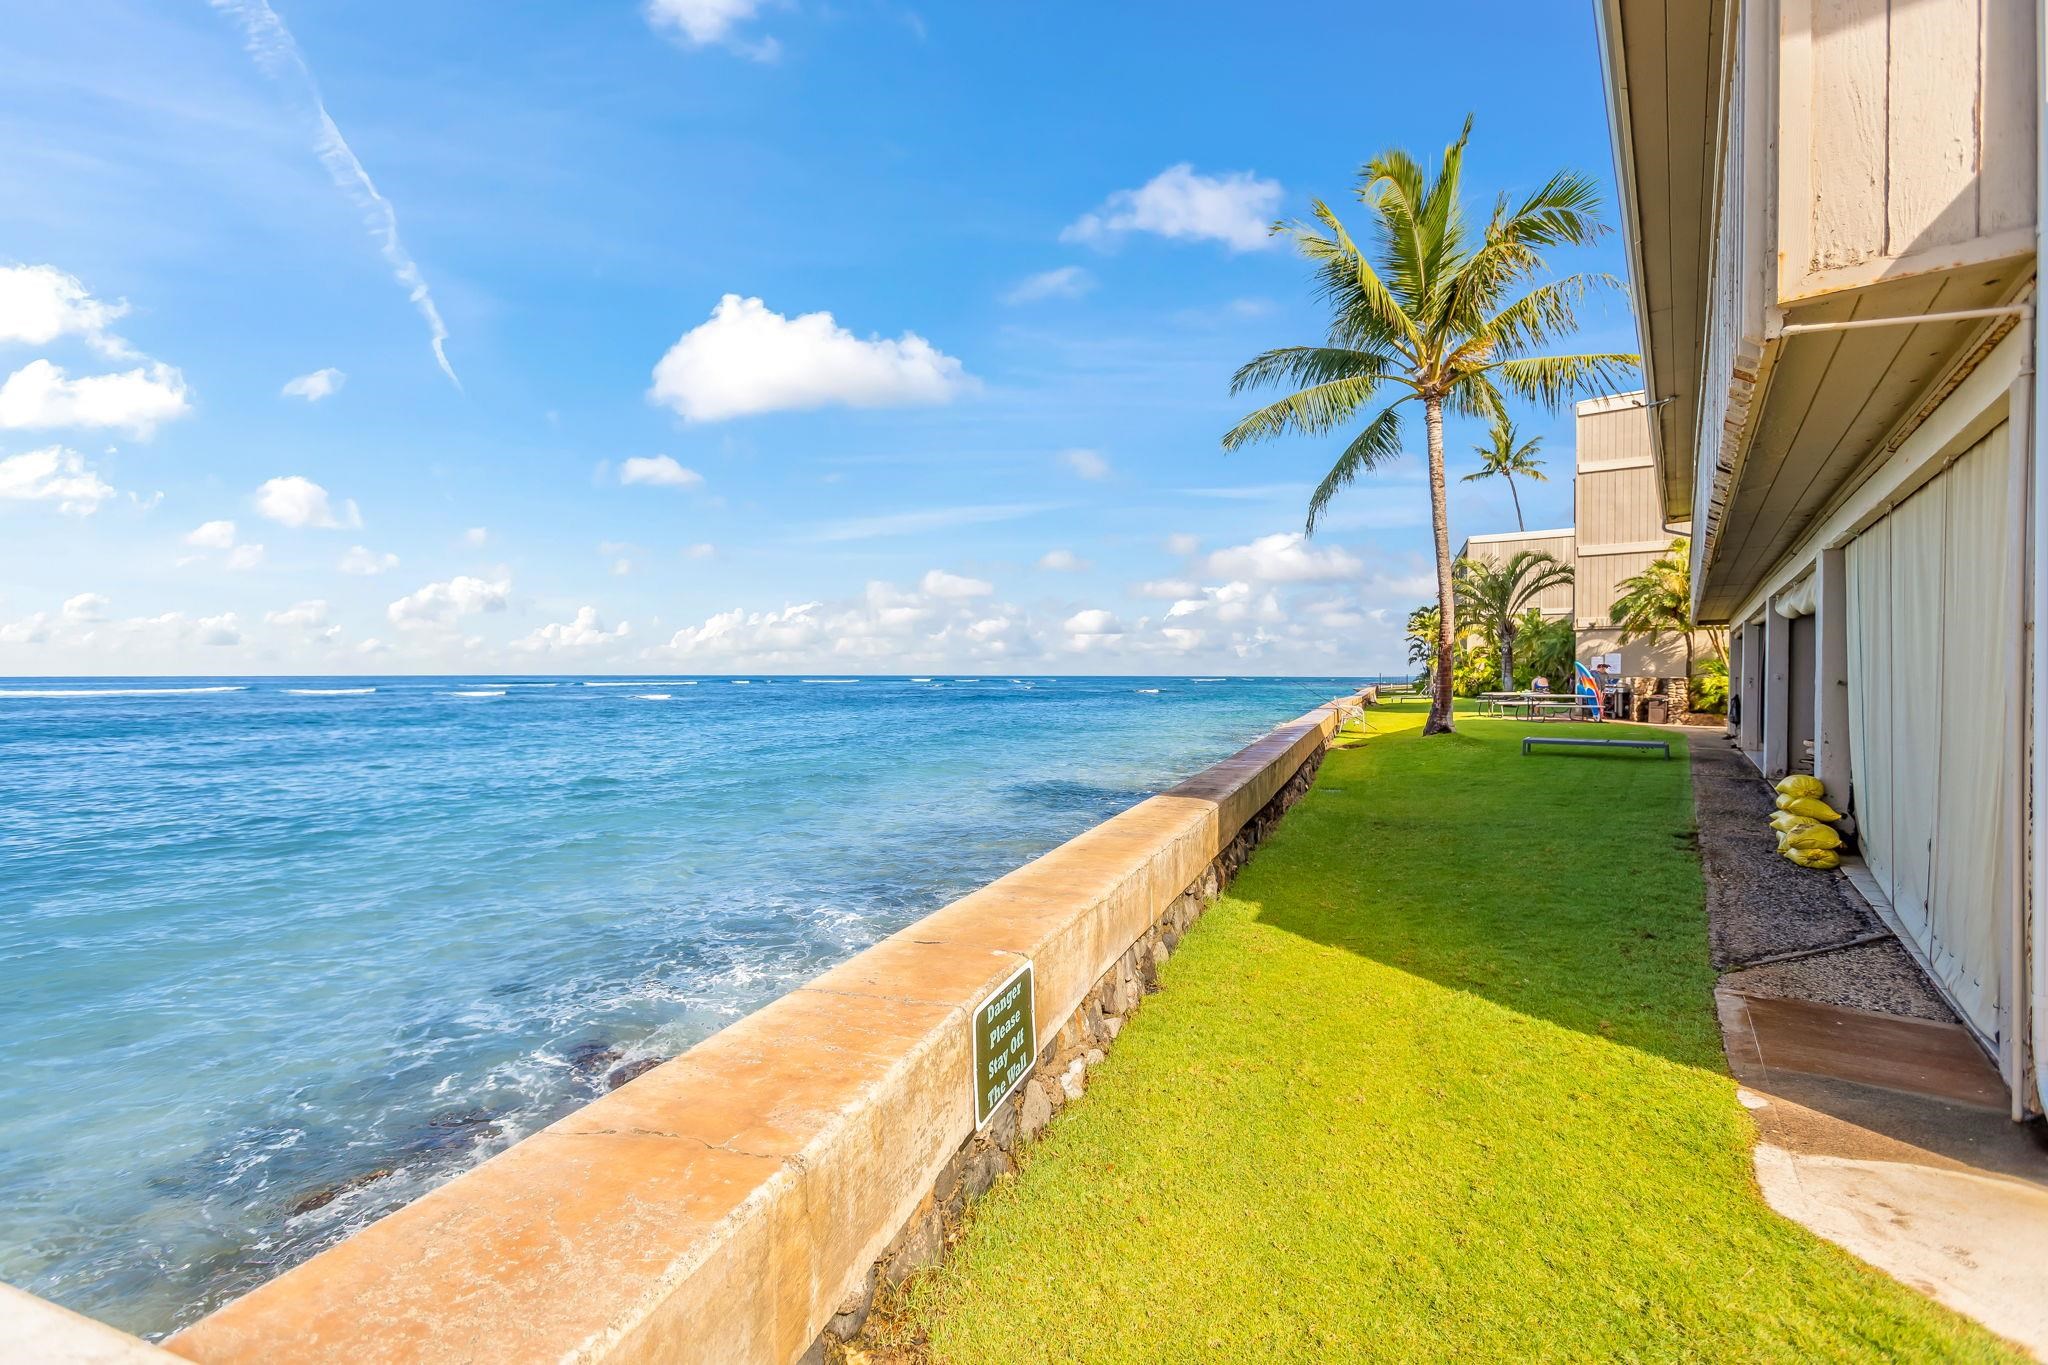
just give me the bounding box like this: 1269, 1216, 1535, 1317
447, 689, 505, 698
909, 677, 932, 682
1192, 677, 1224, 683
1136, 688, 1161, 694
286, 687, 376, 696
800, 679, 857, 685
0, 685, 248, 698
581, 681, 669, 687
634, 693, 672, 701
953, 678, 980, 683
730, 680, 751, 685
496, 682, 559, 688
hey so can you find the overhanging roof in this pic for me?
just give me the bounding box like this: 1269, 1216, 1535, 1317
1593, 0, 1728, 524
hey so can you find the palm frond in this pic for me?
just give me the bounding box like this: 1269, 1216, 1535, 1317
1490, 352, 1639, 409
1221, 374, 1388, 450
1305, 402, 1407, 533
1228, 345, 1391, 396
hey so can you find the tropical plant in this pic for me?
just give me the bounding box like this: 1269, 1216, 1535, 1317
1222, 117, 1636, 735
1460, 418, 1547, 531
1452, 550, 1575, 690
1610, 537, 1724, 687
1405, 605, 1441, 689
1689, 656, 1729, 714
1516, 608, 1576, 689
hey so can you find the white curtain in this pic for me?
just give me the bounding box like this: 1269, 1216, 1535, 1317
1931, 424, 2011, 1035
1846, 521, 1893, 903
1843, 423, 2010, 1040
1886, 472, 1944, 947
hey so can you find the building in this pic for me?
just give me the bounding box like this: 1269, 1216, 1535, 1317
1456, 393, 1703, 683
1595, 0, 2041, 1116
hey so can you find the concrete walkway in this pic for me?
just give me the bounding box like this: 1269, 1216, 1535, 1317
1690, 736, 2048, 1359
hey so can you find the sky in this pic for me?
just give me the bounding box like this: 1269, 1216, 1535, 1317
0, 0, 1636, 676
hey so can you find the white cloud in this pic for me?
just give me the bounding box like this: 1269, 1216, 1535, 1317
265, 599, 329, 628
1062, 607, 1126, 654
211, 0, 459, 385
649, 294, 972, 422
516, 606, 631, 653
1062, 164, 1283, 252
281, 367, 345, 401
226, 543, 267, 571
1002, 266, 1094, 305
386, 575, 510, 628
0, 446, 116, 514
665, 601, 824, 657
0, 360, 191, 437
920, 569, 993, 599
1203, 532, 1362, 584
117, 610, 244, 647
339, 545, 399, 575
619, 454, 704, 489
814, 501, 1057, 543
0, 612, 51, 645
255, 475, 359, 529
1135, 577, 1199, 599
62, 592, 108, 622
644, 0, 779, 59
1165, 532, 1200, 555
1165, 580, 1282, 625
462, 526, 488, 546
684, 542, 716, 559
185, 519, 238, 549
356, 637, 389, 656
1058, 447, 1110, 480
0, 265, 135, 357
1037, 549, 1089, 572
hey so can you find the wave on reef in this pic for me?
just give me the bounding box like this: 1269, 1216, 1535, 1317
634, 694, 672, 701
446, 690, 506, 699
0, 686, 247, 698
286, 688, 377, 696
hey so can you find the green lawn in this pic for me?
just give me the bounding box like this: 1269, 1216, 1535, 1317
892, 697, 2014, 1363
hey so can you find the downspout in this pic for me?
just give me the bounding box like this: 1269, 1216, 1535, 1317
2030, 5, 2048, 1121
2007, 311, 2033, 1121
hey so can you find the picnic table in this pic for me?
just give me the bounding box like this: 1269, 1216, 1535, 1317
1478, 691, 1597, 721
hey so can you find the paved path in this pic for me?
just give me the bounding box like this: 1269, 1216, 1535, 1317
1691, 734, 2048, 1358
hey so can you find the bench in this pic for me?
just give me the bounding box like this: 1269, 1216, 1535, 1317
1521, 736, 1671, 759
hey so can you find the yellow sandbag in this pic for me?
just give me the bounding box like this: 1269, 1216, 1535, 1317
1769, 811, 1818, 834
1774, 774, 1826, 800
1775, 794, 1843, 822
1783, 846, 1840, 869
1778, 823, 1843, 852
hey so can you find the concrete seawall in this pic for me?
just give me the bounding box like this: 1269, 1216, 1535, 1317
13, 689, 1372, 1364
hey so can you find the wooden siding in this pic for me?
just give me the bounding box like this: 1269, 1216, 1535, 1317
1784, 0, 2036, 297
1455, 531, 1576, 618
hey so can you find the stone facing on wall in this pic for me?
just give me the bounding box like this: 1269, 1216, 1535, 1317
162, 692, 1367, 1365
815, 749, 1327, 1362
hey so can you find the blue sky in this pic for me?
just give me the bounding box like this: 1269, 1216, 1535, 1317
0, 0, 1634, 675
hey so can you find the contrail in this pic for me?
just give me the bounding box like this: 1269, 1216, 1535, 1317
210, 0, 460, 388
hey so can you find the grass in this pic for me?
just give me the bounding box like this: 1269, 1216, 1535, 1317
889, 697, 2016, 1363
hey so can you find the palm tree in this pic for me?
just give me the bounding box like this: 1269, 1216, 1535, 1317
1452, 550, 1575, 691
1517, 608, 1576, 688
1405, 604, 1440, 689
1461, 418, 1546, 531
1610, 537, 1724, 687
1223, 117, 1636, 734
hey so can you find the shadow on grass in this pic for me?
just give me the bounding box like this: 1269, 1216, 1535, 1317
1244, 697, 1724, 1072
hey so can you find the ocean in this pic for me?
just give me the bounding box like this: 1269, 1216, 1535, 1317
0, 673, 1381, 1337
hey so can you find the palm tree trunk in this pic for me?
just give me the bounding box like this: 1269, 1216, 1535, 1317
1425, 394, 1456, 735
1500, 625, 1515, 692
1508, 475, 1525, 532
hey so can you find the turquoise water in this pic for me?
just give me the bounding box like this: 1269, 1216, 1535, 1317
0, 674, 1376, 1337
